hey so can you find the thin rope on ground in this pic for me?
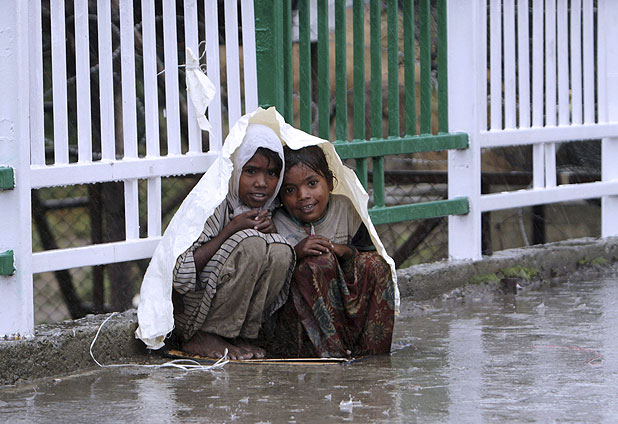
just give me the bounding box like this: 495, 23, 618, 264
533, 344, 603, 366
89, 312, 229, 371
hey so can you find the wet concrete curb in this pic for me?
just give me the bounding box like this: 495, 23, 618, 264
397, 236, 618, 301
0, 310, 145, 387
2, 236, 617, 386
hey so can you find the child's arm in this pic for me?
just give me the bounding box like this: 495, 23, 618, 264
193, 209, 271, 272
294, 235, 355, 261
330, 243, 356, 261
329, 223, 374, 260
294, 235, 332, 260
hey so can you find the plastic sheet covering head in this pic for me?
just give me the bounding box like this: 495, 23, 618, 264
135, 107, 399, 349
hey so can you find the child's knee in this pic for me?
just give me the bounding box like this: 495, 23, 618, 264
267, 243, 294, 266
358, 251, 389, 270
235, 235, 268, 256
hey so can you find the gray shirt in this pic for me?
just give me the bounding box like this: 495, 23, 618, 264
273, 194, 363, 246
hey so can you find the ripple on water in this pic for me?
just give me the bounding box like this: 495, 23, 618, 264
3, 275, 618, 422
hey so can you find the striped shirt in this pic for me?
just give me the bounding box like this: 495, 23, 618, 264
172, 198, 294, 341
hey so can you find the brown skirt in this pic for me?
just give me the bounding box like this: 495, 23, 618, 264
270, 251, 395, 358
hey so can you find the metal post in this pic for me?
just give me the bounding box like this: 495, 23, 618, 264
447, 0, 482, 260
0, 1, 33, 337
600, 0, 618, 237
481, 180, 492, 256
532, 204, 546, 245
254, 0, 284, 110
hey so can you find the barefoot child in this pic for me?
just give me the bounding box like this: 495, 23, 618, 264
273, 145, 395, 358
172, 124, 295, 360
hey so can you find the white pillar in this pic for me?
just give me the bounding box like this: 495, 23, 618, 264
600, 0, 618, 237
0, 1, 33, 337
447, 0, 483, 260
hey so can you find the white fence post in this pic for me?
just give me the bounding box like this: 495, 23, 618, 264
447, 0, 482, 260
600, 0, 618, 237
0, 1, 33, 337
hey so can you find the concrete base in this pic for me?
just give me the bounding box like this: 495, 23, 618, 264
1, 236, 617, 386
397, 236, 618, 301
0, 311, 146, 386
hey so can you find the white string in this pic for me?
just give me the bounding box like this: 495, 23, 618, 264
89, 312, 229, 371
157, 40, 209, 76
518, 208, 530, 246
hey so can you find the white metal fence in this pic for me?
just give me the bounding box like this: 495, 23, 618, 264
0, 0, 258, 337
448, 0, 618, 260
3, 0, 618, 337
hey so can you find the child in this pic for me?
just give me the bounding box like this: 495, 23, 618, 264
273, 145, 395, 358
172, 124, 295, 360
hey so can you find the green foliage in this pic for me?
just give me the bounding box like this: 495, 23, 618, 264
577, 256, 608, 267
468, 265, 540, 287
498, 265, 538, 280
590, 257, 609, 266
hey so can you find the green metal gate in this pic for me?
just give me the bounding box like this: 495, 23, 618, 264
254, 0, 468, 227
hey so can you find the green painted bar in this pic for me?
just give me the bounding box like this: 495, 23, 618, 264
255, 0, 284, 110
273, 1, 285, 111
387, 0, 399, 137
0, 166, 15, 190
299, 0, 312, 132
370, 0, 382, 138
356, 159, 368, 189
437, 0, 448, 133
352, 0, 365, 140
419, 0, 431, 134
403, 0, 416, 136
334, 132, 469, 159
318, 0, 330, 139
369, 197, 470, 226
0, 250, 15, 276
352, 0, 368, 188
283, 0, 293, 123
335, 0, 348, 141
373, 157, 385, 207
369, 0, 382, 205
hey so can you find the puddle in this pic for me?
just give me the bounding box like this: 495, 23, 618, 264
2, 273, 618, 422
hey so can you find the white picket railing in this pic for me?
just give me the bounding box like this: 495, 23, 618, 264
3, 0, 618, 337
448, 0, 618, 260
0, 0, 258, 337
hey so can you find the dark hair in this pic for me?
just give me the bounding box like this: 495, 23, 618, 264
254, 147, 283, 174
283, 145, 334, 185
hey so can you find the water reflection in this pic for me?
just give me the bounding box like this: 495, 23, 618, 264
2, 271, 618, 422
447, 318, 483, 423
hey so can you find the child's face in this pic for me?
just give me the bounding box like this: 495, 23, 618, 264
280, 163, 333, 223
238, 152, 281, 208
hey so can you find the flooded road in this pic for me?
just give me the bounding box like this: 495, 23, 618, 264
2, 272, 618, 423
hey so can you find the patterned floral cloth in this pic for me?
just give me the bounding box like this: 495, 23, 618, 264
270, 250, 395, 358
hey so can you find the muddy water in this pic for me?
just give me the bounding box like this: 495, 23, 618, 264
2, 273, 618, 423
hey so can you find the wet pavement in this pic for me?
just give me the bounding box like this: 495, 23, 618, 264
2, 271, 618, 423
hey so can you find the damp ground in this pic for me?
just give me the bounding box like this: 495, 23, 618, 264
2, 270, 618, 423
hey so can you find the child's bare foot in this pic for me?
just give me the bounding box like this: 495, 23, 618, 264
183, 331, 253, 360
233, 338, 266, 359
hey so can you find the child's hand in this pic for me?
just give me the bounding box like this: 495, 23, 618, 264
228, 210, 275, 234
331, 243, 355, 260
194, 210, 274, 273
252, 210, 276, 234
228, 210, 262, 233
294, 235, 333, 259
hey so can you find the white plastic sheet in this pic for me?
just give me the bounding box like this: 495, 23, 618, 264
135, 107, 399, 349
136, 59, 399, 349
185, 47, 215, 132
